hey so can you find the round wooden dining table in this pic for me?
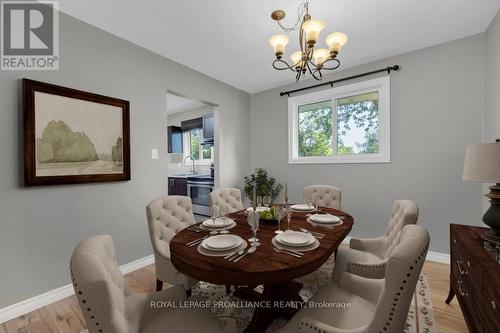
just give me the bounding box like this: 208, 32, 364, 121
170, 206, 353, 333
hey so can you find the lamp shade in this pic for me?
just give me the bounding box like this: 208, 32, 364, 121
290, 51, 303, 66
302, 19, 325, 45
463, 142, 500, 183
326, 32, 348, 53
269, 34, 289, 56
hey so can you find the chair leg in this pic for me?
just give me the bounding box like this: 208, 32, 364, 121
186, 288, 192, 297
226, 284, 231, 295
156, 279, 163, 291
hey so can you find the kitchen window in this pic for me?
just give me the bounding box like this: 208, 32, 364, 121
183, 128, 213, 164
288, 76, 390, 164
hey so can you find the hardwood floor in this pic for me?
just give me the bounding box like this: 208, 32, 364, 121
0, 261, 468, 333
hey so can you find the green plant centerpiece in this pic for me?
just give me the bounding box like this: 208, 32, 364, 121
244, 168, 283, 220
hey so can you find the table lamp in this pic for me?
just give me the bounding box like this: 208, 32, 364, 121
463, 139, 500, 244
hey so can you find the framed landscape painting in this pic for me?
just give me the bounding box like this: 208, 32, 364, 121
23, 79, 130, 186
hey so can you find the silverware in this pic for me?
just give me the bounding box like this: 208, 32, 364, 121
225, 248, 245, 260
307, 220, 334, 230
234, 246, 257, 262
300, 228, 325, 238
186, 235, 209, 247
273, 247, 303, 258
273, 244, 304, 256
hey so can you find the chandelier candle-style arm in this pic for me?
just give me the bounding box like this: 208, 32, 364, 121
268, 1, 348, 81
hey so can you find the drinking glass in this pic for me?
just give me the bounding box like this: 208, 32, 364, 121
210, 206, 219, 235
312, 193, 319, 213
263, 195, 272, 209
219, 206, 229, 234
286, 205, 292, 231
274, 206, 284, 234
257, 195, 263, 208
247, 210, 261, 246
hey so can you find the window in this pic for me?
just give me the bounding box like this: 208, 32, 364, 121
183, 128, 213, 164
288, 76, 390, 164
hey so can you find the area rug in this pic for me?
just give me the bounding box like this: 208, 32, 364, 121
193, 255, 437, 333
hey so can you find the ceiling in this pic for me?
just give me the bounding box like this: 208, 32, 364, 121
60, 0, 500, 94
167, 93, 207, 115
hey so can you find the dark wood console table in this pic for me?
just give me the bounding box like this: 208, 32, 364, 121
446, 224, 500, 333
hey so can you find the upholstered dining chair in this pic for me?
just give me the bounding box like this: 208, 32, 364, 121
333, 199, 419, 280
303, 185, 342, 209
209, 187, 244, 214
70, 235, 223, 333
146, 195, 197, 294
282, 224, 430, 333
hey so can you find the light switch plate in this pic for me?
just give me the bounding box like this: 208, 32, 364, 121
151, 149, 159, 160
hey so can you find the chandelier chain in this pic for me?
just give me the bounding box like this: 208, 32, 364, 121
276, 2, 308, 32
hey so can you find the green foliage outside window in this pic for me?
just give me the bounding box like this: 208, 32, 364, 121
188, 128, 213, 160
297, 92, 379, 156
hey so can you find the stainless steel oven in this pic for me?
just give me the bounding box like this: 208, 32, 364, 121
187, 175, 214, 217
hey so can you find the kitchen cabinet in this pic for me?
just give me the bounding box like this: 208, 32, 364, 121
167, 126, 183, 154
168, 177, 187, 196
202, 114, 214, 144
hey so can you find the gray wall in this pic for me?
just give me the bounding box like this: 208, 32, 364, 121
0, 13, 249, 307
250, 34, 485, 254
485, 10, 500, 142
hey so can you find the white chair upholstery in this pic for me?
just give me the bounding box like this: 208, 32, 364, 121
303, 185, 341, 209
70, 235, 222, 333
209, 188, 244, 214
282, 225, 430, 333
146, 196, 197, 292
333, 199, 419, 279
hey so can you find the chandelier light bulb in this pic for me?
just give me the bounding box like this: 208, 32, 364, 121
291, 51, 303, 66
269, 34, 290, 58
302, 19, 325, 46
312, 48, 330, 66
326, 32, 348, 54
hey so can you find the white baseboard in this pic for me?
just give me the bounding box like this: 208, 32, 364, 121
425, 251, 450, 264
0, 254, 154, 324
342, 236, 450, 264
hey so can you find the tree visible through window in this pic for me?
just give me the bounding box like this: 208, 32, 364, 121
297, 92, 379, 157
185, 128, 213, 162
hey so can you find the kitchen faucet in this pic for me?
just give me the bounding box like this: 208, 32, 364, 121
184, 155, 197, 174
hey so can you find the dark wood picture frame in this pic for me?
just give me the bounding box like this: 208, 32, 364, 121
23, 79, 131, 186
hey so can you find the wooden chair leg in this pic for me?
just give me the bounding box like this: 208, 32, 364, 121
156, 279, 163, 291
226, 284, 231, 295
445, 283, 455, 304
186, 288, 192, 297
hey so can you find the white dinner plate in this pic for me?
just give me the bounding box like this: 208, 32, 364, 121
246, 206, 270, 213
276, 231, 315, 247
290, 204, 315, 212
271, 237, 320, 252
198, 241, 248, 257
309, 214, 341, 224
202, 218, 233, 229
201, 234, 243, 251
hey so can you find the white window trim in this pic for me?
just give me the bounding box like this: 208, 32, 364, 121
288, 76, 391, 164
182, 131, 214, 165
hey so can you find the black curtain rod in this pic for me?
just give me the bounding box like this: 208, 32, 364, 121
280, 65, 400, 97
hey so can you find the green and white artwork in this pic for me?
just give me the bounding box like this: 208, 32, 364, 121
34, 91, 124, 176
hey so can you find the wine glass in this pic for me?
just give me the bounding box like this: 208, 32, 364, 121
257, 195, 263, 208
263, 195, 272, 210
286, 205, 292, 231
219, 206, 229, 234
274, 206, 284, 234
210, 206, 219, 235
247, 210, 261, 246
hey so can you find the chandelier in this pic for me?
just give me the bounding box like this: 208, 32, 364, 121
269, 2, 348, 81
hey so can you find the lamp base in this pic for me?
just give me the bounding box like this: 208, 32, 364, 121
482, 183, 500, 245
481, 230, 500, 245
